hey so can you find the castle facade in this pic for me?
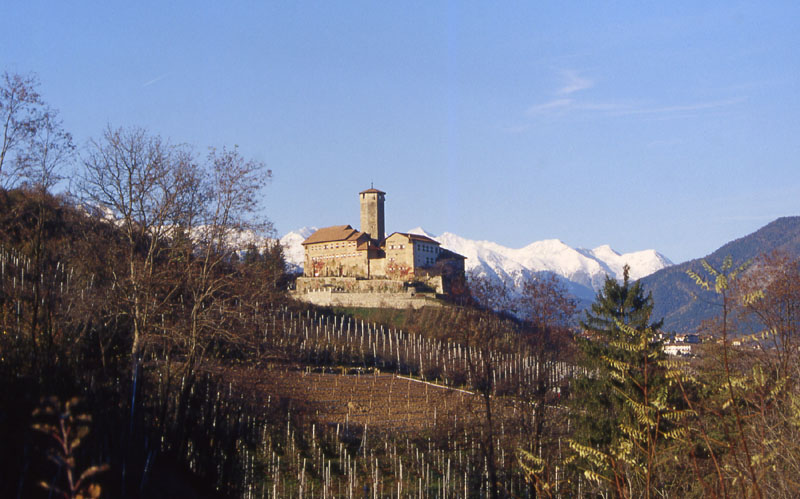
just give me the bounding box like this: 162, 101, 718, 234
301, 188, 465, 288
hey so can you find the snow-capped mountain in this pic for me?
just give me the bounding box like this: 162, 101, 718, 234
416, 228, 671, 302
280, 227, 316, 273
280, 226, 672, 302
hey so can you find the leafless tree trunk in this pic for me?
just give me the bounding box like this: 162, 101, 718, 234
180, 146, 272, 371
459, 274, 518, 498
80, 126, 196, 374
517, 274, 576, 494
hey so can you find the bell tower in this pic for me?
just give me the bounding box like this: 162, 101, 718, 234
359, 187, 385, 243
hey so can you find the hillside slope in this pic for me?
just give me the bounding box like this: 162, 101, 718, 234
641, 216, 800, 332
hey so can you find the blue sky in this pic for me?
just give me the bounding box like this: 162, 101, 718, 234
2, 2, 798, 263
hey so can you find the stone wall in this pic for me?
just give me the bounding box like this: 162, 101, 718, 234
295, 276, 405, 294
295, 275, 445, 294
291, 289, 442, 310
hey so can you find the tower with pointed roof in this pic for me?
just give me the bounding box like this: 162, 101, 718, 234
359, 187, 385, 244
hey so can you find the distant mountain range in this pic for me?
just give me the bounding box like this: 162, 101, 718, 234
281, 217, 800, 332
279, 226, 673, 304
641, 216, 800, 332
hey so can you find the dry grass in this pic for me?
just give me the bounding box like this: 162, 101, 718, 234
268, 370, 481, 431
203, 363, 484, 432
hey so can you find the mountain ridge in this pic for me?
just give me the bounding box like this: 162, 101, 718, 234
641, 216, 800, 332
280, 226, 673, 302
281, 217, 800, 330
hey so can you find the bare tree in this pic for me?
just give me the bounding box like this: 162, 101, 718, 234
516, 274, 576, 495
687, 257, 763, 499
80, 126, 198, 372
735, 251, 800, 379
14, 109, 74, 192
178, 146, 272, 370
1, 71, 47, 186
0, 72, 75, 369
458, 273, 519, 498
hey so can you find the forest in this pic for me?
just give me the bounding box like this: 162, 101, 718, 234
2, 70, 800, 498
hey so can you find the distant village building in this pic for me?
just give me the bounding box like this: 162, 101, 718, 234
296, 188, 465, 305
663, 343, 693, 356
663, 334, 700, 356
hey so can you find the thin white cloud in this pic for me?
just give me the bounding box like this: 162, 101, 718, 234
574, 101, 628, 112
521, 69, 745, 126
143, 73, 168, 87
526, 98, 573, 115
556, 70, 593, 95
526, 96, 744, 118
610, 97, 745, 116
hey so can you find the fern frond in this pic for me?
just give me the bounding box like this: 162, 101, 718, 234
518, 448, 545, 474
618, 423, 646, 442
729, 258, 752, 281
686, 269, 710, 290
661, 427, 689, 441
601, 355, 634, 373
584, 469, 612, 485
608, 340, 643, 354
661, 408, 696, 421
741, 289, 764, 306
568, 440, 612, 468
701, 260, 719, 277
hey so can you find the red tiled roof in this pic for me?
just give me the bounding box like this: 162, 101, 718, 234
302, 225, 368, 245
359, 188, 386, 195
387, 232, 440, 245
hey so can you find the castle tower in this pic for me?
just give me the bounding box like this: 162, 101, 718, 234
359, 187, 385, 243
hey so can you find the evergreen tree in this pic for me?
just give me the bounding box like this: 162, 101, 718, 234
581, 264, 662, 337
568, 265, 688, 498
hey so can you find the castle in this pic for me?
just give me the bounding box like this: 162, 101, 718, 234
295, 188, 465, 304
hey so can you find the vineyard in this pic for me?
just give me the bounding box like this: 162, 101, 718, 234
1, 242, 580, 497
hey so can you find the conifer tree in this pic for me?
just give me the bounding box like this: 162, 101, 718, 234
582, 264, 660, 334
568, 265, 688, 498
